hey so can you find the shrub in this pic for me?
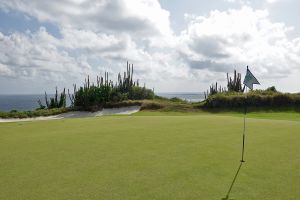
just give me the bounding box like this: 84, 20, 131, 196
203, 91, 300, 109
129, 86, 154, 100
0, 108, 69, 119
141, 101, 164, 110
169, 97, 187, 103
266, 86, 277, 92
68, 63, 154, 111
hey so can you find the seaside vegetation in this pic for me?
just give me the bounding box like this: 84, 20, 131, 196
202, 69, 300, 111
1, 65, 300, 119
203, 90, 300, 109
39, 62, 154, 111
0, 107, 69, 119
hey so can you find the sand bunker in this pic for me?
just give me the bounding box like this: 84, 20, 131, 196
0, 106, 140, 123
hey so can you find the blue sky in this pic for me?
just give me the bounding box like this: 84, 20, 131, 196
0, 0, 299, 94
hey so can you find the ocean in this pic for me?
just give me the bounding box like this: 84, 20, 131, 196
0, 93, 205, 112
156, 93, 204, 102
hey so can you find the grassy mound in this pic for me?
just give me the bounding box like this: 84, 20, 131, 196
203, 91, 300, 110
0, 108, 70, 119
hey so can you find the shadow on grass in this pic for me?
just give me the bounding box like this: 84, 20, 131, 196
221, 162, 244, 200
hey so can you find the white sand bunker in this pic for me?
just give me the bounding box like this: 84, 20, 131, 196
57, 106, 140, 118
0, 106, 140, 123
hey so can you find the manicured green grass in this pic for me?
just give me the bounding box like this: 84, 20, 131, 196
135, 110, 300, 121
0, 114, 299, 199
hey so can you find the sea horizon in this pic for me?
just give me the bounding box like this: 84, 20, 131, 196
0, 92, 205, 112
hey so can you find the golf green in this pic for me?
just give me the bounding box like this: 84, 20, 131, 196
0, 114, 299, 199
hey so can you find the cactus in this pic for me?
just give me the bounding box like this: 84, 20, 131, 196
68, 84, 76, 107
40, 61, 154, 110
41, 87, 66, 109
227, 70, 245, 92
204, 69, 246, 99
37, 99, 46, 109
204, 82, 227, 99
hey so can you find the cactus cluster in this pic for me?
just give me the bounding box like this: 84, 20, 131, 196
38, 87, 66, 109
204, 82, 226, 99
227, 70, 245, 92
36, 61, 154, 111
71, 74, 112, 109
204, 69, 245, 99
117, 62, 139, 93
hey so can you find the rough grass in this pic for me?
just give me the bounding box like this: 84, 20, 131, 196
0, 113, 299, 200
2, 96, 299, 119
140, 98, 201, 112
0, 108, 69, 119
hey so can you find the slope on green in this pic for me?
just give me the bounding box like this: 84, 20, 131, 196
0, 114, 299, 200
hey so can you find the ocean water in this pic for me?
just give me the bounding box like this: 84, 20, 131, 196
0, 94, 71, 112
156, 93, 205, 102
0, 93, 204, 112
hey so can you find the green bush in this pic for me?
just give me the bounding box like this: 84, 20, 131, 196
169, 97, 187, 103
128, 86, 154, 100
69, 64, 154, 111
140, 102, 164, 110
266, 86, 277, 92
203, 91, 300, 109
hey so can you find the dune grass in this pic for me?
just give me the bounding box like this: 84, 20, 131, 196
0, 108, 70, 119
0, 113, 299, 200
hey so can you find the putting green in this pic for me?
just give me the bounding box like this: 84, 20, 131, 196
0, 114, 299, 199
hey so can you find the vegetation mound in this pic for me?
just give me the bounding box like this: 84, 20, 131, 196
203, 90, 300, 110
39, 62, 154, 111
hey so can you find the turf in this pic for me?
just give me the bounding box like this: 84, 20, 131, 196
0, 113, 299, 200
135, 110, 300, 121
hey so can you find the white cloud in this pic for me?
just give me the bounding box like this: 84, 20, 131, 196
0, 0, 174, 47
223, 0, 250, 5
0, 27, 93, 82
0, 63, 15, 77
0, 26, 179, 90
178, 6, 300, 80
266, 0, 280, 3
0, 1, 299, 92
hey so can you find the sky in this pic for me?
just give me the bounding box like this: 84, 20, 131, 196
0, 0, 299, 94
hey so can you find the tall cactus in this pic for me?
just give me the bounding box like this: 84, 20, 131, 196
68, 84, 76, 107
227, 70, 245, 92
39, 87, 66, 109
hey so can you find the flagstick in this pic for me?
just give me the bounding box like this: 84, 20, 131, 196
241, 87, 247, 162
223, 66, 259, 199
223, 87, 248, 200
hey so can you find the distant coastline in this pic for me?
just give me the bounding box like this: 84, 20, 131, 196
0, 93, 205, 112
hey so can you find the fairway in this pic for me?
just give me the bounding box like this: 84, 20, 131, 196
0, 114, 299, 200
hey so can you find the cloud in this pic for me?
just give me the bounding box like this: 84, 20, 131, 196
179, 6, 300, 79
0, 1, 299, 93
0, 0, 174, 47
0, 63, 15, 77
0, 27, 93, 82
266, 0, 280, 3
59, 28, 147, 61
0, 26, 178, 88
223, 0, 250, 5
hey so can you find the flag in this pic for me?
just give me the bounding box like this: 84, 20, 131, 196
243, 66, 260, 90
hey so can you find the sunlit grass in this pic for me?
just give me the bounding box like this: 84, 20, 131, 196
0, 113, 299, 199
